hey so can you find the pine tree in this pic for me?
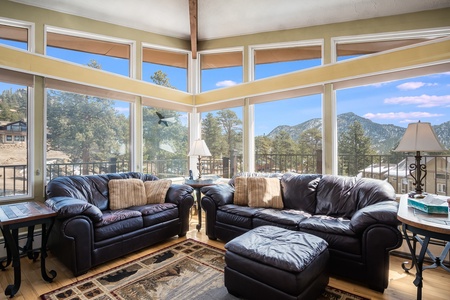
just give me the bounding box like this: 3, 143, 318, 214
338, 121, 376, 176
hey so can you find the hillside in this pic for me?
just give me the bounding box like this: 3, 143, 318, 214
267, 112, 450, 154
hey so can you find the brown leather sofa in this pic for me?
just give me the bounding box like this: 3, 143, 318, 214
201, 172, 402, 292
45, 172, 194, 276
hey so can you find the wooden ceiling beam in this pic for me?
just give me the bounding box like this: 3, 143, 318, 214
189, 0, 198, 59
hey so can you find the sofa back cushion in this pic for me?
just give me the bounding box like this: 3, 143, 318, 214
352, 177, 396, 210
108, 179, 147, 210
45, 172, 159, 211
280, 173, 321, 214
315, 175, 358, 218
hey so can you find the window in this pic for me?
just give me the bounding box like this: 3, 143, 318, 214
200, 50, 243, 92
333, 29, 450, 62
438, 183, 446, 194
0, 79, 31, 199
252, 42, 322, 80
142, 106, 188, 179
336, 72, 450, 196
46, 89, 132, 181
201, 108, 243, 178
254, 95, 322, 173
46, 27, 132, 77
142, 46, 189, 92
0, 19, 30, 50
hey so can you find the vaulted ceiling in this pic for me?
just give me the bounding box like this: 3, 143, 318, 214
11, 0, 450, 40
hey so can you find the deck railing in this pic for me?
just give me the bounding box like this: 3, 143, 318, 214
1, 154, 449, 197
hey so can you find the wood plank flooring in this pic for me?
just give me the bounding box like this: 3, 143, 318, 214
1, 217, 449, 300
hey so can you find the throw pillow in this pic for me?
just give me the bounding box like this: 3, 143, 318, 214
248, 177, 283, 209
144, 179, 172, 204
233, 177, 249, 206
108, 179, 146, 210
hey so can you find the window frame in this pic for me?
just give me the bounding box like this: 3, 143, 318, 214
44, 26, 136, 79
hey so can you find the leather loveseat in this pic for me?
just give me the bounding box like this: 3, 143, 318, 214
200, 172, 402, 292
45, 172, 194, 276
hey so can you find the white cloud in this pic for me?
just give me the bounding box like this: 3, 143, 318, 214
370, 81, 393, 88
216, 80, 237, 87
384, 94, 450, 107
363, 111, 444, 120
396, 82, 438, 90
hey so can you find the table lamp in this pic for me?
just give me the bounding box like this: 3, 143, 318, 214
394, 121, 446, 196
188, 139, 212, 180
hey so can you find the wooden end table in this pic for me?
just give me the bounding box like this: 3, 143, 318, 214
397, 194, 450, 300
0, 201, 57, 298
184, 181, 216, 231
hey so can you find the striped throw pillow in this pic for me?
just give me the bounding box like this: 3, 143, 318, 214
108, 179, 146, 210
144, 180, 172, 204
248, 177, 283, 209
233, 177, 249, 206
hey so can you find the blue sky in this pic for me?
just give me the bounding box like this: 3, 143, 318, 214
1, 40, 449, 137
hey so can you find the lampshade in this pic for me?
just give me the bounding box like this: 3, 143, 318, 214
394, 121, 445, 152
188, 139, 212, 157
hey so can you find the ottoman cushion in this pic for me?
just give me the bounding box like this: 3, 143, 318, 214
224, 226, 329, 299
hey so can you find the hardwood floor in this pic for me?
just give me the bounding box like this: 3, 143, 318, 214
1, 217, 449, 300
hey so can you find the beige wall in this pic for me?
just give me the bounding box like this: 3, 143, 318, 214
1, 0, 450, 201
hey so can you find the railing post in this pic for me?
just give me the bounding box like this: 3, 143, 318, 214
316, 150, 322, 174
109, 157, 117, 173
223, 157, 230, 178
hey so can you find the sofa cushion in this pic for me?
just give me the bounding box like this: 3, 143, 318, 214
108, 179, 146, 209
129, 203, 178, 227
315, 175, 358, 218
233, 177, 249, 206
281, 173, 321, 213
144, 179, 172, 204
95, 209, 142, 227
248, 177, 283, 209
94, 210, 143, 242
254, 208, 310, 227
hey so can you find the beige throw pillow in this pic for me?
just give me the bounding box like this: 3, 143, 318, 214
108, 179, 146, 210
144, 180, 172, 204
233, 177, 249, 206
247, 177, 283, 209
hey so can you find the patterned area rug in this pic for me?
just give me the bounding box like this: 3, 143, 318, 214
41, 239, 370, 300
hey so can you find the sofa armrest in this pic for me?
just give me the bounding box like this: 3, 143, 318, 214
201, 184, 235, 207
350, 201, 400, 235
45, 196, 103, 223
165, 184, 194, 205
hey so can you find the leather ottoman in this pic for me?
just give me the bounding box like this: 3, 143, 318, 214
224, 226, 329, 300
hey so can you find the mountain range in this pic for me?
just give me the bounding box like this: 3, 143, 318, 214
266, 112, 450, 154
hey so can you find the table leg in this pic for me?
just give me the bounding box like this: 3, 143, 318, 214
195, 188, 202, 231
40, 222, 57, 282
0, 228, 12, 270
2, 227, 21, 298
402, 224, 432, 300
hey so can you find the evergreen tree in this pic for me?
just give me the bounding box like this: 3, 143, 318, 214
297, 127, 322, 154
216, 109, 242, 157
202, 112, 225, 158
338, 121, 376, 176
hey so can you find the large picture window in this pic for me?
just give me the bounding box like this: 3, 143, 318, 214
336, 72, 450, 195
0, 75, 31, 199
142, 107, 188, 179
46, 89, 131, 181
